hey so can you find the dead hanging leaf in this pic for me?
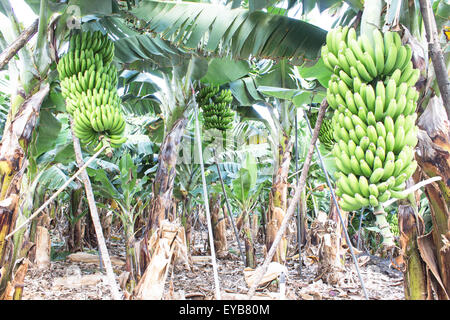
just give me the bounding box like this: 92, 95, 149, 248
133, 220, 189, 300
171, 223, 190, 270
134, 236, 173, 299
118, 271, 130, 291
243, 262, 288, 288
440, 242, 450, 293
417, 233, 449, 299
1, 258, 29, 300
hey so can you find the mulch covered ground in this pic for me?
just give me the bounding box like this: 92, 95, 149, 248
22, 225, 404, 300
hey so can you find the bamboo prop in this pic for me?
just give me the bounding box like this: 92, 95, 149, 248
5, 143, 107, 241
0, 19, 39, 70
246, 100, 328, 299
213, 153, 246, 266
294, 110, 303, 277
71, 124, 122, 301
193, 89, 221, 300
304, 110, 369, 300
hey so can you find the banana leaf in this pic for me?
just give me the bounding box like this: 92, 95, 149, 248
130, 0, 327, 65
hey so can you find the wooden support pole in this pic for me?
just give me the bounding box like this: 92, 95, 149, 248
193, 94, 221, 300
294, 109, 302, 276
247, 100, 327, 299
71, 128, 122, 300
418, 0, 450, 119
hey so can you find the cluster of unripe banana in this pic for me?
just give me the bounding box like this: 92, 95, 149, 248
308, 111, 335, 150
57, 31, 126, 153
322, 26, 420, 213
196, 85, 235, 131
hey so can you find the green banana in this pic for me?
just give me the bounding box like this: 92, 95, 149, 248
358, 176, 370, 197
348, 173, 361, 195
356, 60, 373, 82
368, 184, 379, 198
390, 69, 402, 85
378, 190, 391, 203
373, 29, 385, 74
394, 46, 407, 73
355, 193, 370, 207
362, 52, 378, 78
383, 41, 398, 75
370, 167, 385, 184
360, 159, 373, 177
406, 69, 420, 87
369, 195, 379, 207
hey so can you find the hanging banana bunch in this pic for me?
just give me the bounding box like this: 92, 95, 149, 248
196, 85, 235, 131
57, 30, 127, 153
308, 111, 335, 150
321, 26, 420, 247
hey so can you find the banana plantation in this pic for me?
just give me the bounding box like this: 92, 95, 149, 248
0, 0, 448, 302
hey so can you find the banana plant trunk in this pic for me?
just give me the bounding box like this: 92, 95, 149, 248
241, 210, 256, 268
181, 194, 192, 249
400, 96, 450, 299
0, 84, 49, 295
67, 186, 85, 252
210, 193, 227, 257
266, 133, 293, 263
398, 201, 428, 299
124, 220, 137, 286
140, 117, 187, 270
147, 117, 187, 232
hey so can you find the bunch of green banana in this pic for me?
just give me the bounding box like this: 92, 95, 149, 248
57, 31, 127, 152
322, 26, 420, 246
308, 111, 335, 150
60, 67, 118, 102
322, 26, 419, 86
197, 85, 235, 131
322, 26, 420, 209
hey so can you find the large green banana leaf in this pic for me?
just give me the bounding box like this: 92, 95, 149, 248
84, 16, 186, 70
129, 0, 327, 65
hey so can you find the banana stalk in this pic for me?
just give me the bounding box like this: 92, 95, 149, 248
373, 205, 395, 248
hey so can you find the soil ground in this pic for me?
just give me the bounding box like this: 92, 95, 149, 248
22, 224, 404, 300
